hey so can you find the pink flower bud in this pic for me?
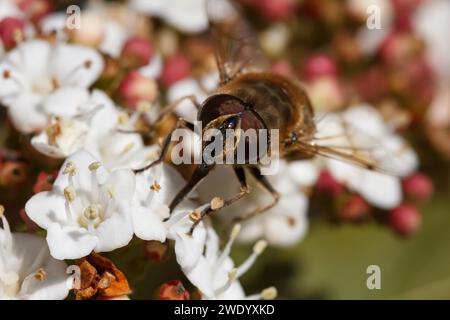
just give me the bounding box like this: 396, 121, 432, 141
160, 54, 191, 87
402, 173, 433, 203
271, 60, 294, 77
18, 0, 52, 23
301, 54, 339, 82
316, 170, 344, 195
252, 0, 296, 21
0, 17, 25, 49
121, 36, 155, 69
33, 171, 57, 194
19, 208, 39, 232
118, 71, 158, 110
143, 240, 168, 262
389, 204, 421, 236
159, 280, 190, 300
338, 195, 370, 221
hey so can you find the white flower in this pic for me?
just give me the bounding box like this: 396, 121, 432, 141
349, 0, 394, 55
133, 161, 206, 269
414, 0, 450, 82
0, 40, 104, 133
315, 104, 418, 209
0, 1, 22, 21
25, 150, 135, 260
31, 90, 119, 158
130, 0, 209, 34
0, 208, 69, 300
183, 224, 277, 300
197, 160, 313, 247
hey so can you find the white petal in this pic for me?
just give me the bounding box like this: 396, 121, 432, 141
287, 160, 320, 186
46, 224, 97, 260
43, 87, 90, 118
94, 210, 134, 252
264, 196, 309, 247
25, 191, 68, 229
353, 171, 402, 209
5, 94, 47, 133
52, 150, 108, 191
167, 211, 207, 269
50, 43, 104, 88
132, 204, 167, 242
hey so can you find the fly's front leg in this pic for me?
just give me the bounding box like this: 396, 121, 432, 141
188, 166, 251, 235
133, 118, 194, 173
232, 166, 280, 224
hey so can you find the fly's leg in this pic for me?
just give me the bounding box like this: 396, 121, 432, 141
187, 166, 251, 235
133, 118, 194, 173
232, 166, 280, 224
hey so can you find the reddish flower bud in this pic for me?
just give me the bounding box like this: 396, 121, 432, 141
19, 208, 39, 232
271, 60, 294, 77
160, 54, 191, 87
389, 204, 422, 236
316, 170, 344, 195
143, 240, 168, 262
0, 17, 25, 49
159, 280, 190, 300
301, 54, 339, 82
253, 0, 296, 21
353, 68, 387, 103
117, 71, 158, 110
18, 0, 52, 23
338, 195, 370, 221
33, 171, 58, 194
0, 161, 29, 188
120, 36, 155, 69
402, 173, 433, 203
379, 32, 421, 65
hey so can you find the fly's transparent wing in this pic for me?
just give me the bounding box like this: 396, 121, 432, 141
206, 0, 265, 84
298, 106, 418, 176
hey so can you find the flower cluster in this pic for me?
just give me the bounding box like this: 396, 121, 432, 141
0, 0, 443, 300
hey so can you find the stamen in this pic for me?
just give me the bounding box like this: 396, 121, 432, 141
106, 185, 115, 198
236, 240, 267, 278
150, 181, 161, 192
210, 197, 224, 210
261, 287, 277, 300
253, 240, 268, 255
63, 161, 77, 176
88, 162, 101, 171
84, 204, 101, 220
214, 268, 237, 297
214, 224, 241, 270
189, 211, 201, 222
245, 286, 278, 300
0, 205, 13, 249
118, 112, 129, 125
34, 268, 47, 281
64, 186, 76, 202
120, 143, 135, 155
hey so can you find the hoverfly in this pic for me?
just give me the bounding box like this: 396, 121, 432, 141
134, 0, 395, 233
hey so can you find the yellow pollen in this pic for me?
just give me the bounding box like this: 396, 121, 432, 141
3, 70, 11, 79
63, 161, 77, 176
189, 211, 201, 222
84, 205, 101, 220
0, 204, 5, 218
106, 185, 115, 198
150, 181, 161, 192
88, 162, 101, 171
64, 186, 76, 202
34, 268, 47, 281
118, 112, 129, 125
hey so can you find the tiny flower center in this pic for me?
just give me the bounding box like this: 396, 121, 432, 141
79, 204, 103, 228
